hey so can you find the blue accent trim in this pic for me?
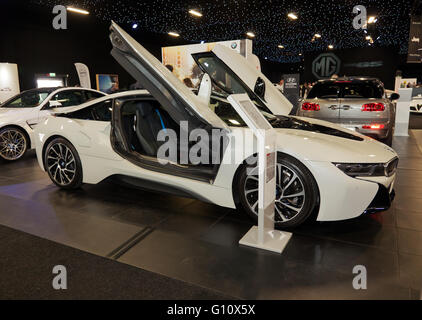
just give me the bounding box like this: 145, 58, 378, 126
155, 109, 167, 133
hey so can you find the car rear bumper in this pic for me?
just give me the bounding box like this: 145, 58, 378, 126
340, 122, 390, 139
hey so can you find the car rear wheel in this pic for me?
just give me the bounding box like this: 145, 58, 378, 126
236, 153, 319, 228
0, 127, 28, 161
44, 138, 83, 190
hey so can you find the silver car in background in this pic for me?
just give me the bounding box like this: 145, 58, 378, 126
297, 77, 399, 146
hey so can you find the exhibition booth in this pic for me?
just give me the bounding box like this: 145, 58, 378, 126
0, 0, 421, 303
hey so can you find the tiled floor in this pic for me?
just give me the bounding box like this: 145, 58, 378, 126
0, 133, 421, 299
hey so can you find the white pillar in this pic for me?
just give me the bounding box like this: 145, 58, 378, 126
394, 88, 412, 137
0, 63, 20, 104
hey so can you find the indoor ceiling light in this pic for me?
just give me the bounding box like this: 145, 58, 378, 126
246, 32, 255, 38
278, 45, 285, 49
368, 16, 377, 24
288, 13, 298, 20
189, 9, 203, 17
168, 31, 180, 37
66, 7, 90, 15
328, 44, 334, 49
314, 33, 321, 38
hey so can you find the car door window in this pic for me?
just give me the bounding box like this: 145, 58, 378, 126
50, 90, 85, 107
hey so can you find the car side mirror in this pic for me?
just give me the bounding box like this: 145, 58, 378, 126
48, 100, 63, 109
390, 93, 400, 101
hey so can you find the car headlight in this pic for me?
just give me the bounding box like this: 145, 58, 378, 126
334, 158, 398, 177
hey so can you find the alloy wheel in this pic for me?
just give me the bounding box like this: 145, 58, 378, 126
46, 143, 76, 186
0, 129, 27, 161
244, 163, 306, 223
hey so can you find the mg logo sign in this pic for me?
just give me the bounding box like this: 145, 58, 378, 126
312, 53, 341, 79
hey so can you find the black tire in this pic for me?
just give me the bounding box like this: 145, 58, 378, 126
0, 127, 28, 161
44, 138, 83, 190
236, 153, 319, 228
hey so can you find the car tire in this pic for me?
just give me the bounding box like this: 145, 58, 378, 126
236, 153, 319, 228
44, 138, 83, 190
0, 127, 28, 161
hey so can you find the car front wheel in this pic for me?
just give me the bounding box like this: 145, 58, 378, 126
44, 138, 83, 189
236, 153, 319, 228
0, 127, 28, 161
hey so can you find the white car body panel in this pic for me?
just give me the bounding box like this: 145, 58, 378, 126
0, 87, 106, 149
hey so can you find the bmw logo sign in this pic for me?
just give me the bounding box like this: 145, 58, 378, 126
231, 42, 238, 50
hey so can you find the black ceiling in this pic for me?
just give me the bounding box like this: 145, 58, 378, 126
31, 0, 414, 63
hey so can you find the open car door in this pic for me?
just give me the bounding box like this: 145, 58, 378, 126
109, 22, 228, 131
192, 45, 293, 116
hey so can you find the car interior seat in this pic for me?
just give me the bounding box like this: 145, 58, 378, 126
134, 101, 176, 157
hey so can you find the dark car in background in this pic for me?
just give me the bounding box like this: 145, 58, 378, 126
297, 77, 399, 146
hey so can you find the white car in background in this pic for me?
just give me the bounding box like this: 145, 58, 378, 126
0, 87, 105, 161
410, 94, 422, 113
33, 22, 398, 228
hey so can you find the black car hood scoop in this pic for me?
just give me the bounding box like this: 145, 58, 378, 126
270, 116, 364, 141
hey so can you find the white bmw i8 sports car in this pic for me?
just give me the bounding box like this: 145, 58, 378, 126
34, 22, 398, 227
0, 87, 105, 161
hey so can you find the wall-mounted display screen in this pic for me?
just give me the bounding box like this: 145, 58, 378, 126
96, 74, 119, 94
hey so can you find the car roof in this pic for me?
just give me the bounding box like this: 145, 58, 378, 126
317, 77, 381, 83
51, 89, 232, 115
52, 90, 150, 113
20, 87, 104, 94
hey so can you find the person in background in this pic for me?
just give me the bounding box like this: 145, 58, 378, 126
183, 78, 194, 88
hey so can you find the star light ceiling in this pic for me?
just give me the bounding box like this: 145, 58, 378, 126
32, 0, 412, 63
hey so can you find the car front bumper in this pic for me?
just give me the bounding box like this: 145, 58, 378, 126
364, 184, 395, 214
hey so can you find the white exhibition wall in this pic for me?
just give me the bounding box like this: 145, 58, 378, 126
0, 63, 20, 103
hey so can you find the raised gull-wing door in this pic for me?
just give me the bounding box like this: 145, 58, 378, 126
109, 21, 228, 130
192, 44, 293, 116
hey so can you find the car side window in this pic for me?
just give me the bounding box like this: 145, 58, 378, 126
92, 100, 112, 121
3, 91, 50, 108
61, 100, 112, 121
51, 90, 85, 107
84, 91, 105, 102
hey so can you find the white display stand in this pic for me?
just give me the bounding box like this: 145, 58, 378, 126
228, 94, 292, 254
394, 88, 412, 137
0, 63, 20, 104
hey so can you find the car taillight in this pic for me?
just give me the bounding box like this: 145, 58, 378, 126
302, 102, 320, 111
361, 103, 385, 112
362, 124, 385, 130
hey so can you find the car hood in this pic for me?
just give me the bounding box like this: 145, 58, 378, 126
273, 116, 398, 163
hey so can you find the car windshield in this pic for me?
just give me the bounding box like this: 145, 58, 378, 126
1, 89, 53, 108
193, 53, 272, 115
308, 81, 384, 99
207, 93, 276, 127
